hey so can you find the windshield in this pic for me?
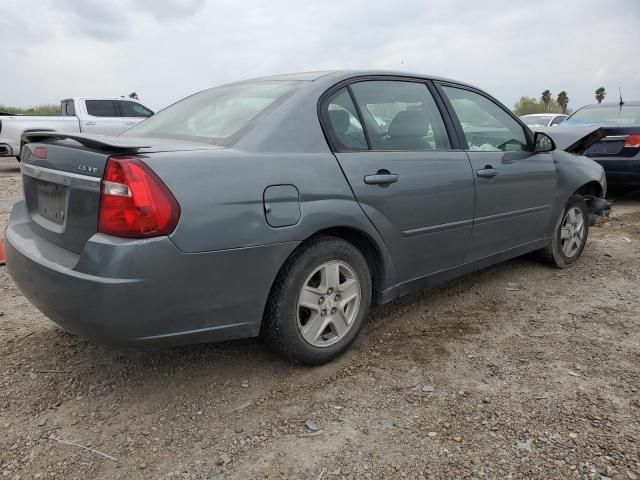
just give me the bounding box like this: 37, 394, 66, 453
521, 115, 552, 126
565, 105, 640, 126
124, 80, 300, 145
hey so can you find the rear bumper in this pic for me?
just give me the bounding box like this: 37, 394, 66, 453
592, 156, 640, 185
5, 201, 298, 345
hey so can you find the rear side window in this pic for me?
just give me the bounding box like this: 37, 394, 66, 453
117, 101, 154, 118
86, 100, 117, 117
124, 80, 299, 145
550, 116, 565, 125
323, 88, 368, 151
442, 86, 529, 152
350, 81, 451, 151
62, 100, 75, 116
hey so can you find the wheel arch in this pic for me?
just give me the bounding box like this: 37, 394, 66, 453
573, 180, 604, 198
304, 226, 388, 302
263, 225, 393, 320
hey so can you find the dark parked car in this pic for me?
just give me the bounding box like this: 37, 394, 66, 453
548, 102, 640, 185
5, 71, 609, 364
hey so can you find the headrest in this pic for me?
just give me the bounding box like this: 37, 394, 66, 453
388, 110, 430, 138
329, 109, 350, 134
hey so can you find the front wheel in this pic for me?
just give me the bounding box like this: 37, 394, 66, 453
262, 236, 372, 365
538, 195, 589, 268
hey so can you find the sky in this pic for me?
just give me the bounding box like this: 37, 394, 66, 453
1, 0, 639, 112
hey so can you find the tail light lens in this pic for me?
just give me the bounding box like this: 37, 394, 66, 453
624, 134, 640, 148
32, 146, 48, 160
98, 156, 180, 238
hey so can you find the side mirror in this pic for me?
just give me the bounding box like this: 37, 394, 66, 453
534, 132, 555, 153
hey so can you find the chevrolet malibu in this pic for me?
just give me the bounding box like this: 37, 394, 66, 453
5, 71, 609, 364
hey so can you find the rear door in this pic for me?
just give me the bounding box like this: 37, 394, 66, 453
322, 79, 476, 283
82, 100, 125, 135
116, 100, 154, 131
438, 84, 557, 262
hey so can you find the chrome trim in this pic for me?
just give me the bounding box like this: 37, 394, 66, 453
601, 135, 629, 142
20, 163, 101, 192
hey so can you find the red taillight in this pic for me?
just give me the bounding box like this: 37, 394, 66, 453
624, 134, 640, 148
98, 156, 180, 238
32, 146, 47, 160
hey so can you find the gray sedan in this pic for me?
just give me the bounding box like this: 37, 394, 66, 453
5, 71, 608, 364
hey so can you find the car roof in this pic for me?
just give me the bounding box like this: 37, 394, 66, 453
61, 97, 144, 102
579, 101, 640, 108
233, 69, 477, 88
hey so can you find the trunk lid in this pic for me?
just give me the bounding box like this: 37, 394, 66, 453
20, 133, 221, 253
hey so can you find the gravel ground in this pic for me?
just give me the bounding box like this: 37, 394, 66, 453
0, 156, 639, 480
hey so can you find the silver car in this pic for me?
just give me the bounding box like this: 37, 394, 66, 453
520, 113, 568, 127
5, 71, 608, 364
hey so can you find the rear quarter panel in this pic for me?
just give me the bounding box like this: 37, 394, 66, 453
141, 149, 395, 286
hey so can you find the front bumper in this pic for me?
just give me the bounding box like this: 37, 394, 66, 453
5, 201, 298, 345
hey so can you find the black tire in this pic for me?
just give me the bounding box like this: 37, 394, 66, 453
262, 236, 372, 365
538, 195, 589, 268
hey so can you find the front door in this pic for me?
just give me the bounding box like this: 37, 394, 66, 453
439, 84, 557, 262
116, 100, 154, 132
322, 80, 476, 284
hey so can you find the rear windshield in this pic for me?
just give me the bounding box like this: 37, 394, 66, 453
565, 105, 640, 126
521, 115, 552, 126
123, 80, 300, 145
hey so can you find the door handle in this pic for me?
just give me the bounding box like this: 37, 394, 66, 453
364, 171, 399, 186
476, 166, 499, 178
125, 121, 136, 126
84, 121, 96, 126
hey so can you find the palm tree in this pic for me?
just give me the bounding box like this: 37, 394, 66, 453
128, 92, 139, 100
595, 87, 606, 104
557, 91, 569, 113
541, 90, 552, 111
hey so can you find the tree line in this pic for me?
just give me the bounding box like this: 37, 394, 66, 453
514, 87, 608, 116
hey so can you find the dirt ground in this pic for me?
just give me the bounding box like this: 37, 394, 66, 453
0, 156, 638, 480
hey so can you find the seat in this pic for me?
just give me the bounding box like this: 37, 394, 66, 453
384, 109, 433, 150
329, 109, 366, 150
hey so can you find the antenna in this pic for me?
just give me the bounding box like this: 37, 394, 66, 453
619, 87, 624, 106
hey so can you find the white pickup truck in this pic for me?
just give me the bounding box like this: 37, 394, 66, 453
0, 97, 154, 160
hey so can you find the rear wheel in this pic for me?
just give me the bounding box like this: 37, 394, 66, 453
262, 236, 372, 365
538, 195, 589, 268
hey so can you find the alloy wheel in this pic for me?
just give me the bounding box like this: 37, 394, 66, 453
560, 206, 586, 258
296, 260, 361, 348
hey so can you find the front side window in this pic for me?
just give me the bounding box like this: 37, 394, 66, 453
443, 86, 529, 152
323, 88, 368, 151
85, 100, 117, 117
124, 80, 299, 145
118, 101, 153, 118
550, 115, 566, 126
350, 81, 451, 151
